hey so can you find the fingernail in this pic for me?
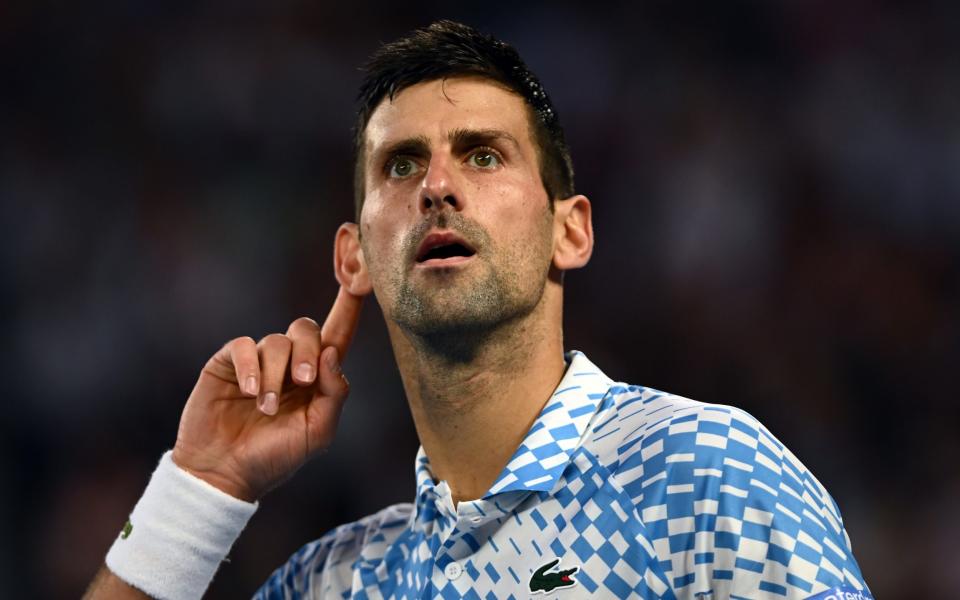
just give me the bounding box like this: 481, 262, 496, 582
326, 348, 340, 373
295, 362, 314, 382
245, 376, 258, 396
261, 392, 278, 415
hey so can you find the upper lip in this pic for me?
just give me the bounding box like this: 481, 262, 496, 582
415, 231, 477, 262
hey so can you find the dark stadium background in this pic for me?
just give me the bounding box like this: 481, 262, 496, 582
3, 2, 958, 598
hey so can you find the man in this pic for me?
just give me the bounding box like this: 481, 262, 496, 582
86, 21, 871, 599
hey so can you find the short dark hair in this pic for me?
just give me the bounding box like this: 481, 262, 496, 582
352, 20, 575, 219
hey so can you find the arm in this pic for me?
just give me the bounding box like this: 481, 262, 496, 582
84, 287, 364, 599
83, 567, 151, 600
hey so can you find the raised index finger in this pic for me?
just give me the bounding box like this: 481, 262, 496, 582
320, 285, 364, 360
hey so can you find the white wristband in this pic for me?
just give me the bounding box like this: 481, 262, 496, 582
105, 451, 258, 600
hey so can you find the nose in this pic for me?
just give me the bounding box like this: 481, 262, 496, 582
420, 155, 462, 214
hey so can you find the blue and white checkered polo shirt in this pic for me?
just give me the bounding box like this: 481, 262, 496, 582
254, 351, 870, 599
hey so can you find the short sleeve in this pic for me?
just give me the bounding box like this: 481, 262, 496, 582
626, 400, 871, 599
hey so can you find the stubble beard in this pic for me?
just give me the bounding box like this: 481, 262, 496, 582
384, 212, 552, 362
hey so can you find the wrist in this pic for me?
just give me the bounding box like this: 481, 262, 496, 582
105, 451, 258, 600
171, 446, 258, 502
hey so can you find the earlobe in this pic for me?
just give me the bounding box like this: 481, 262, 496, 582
334, 223, 373, 295
553, 195, 594, 271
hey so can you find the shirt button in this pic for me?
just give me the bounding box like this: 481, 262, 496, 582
444, 561, 463, 580
470, 516, 483, 523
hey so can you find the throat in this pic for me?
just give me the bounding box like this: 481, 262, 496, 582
398, 328, 565, 504
385, 281, 567, 504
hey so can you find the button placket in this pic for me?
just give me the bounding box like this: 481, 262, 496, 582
444, 561, 463, 580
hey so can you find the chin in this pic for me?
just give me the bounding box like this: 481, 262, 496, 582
397, 305, 505, 337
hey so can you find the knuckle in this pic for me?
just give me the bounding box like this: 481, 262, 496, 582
289, 316, 319, 332
227, 335, 255, 349
259, 333, 292, 350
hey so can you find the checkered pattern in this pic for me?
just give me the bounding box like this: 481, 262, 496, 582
254, 352, 871, 599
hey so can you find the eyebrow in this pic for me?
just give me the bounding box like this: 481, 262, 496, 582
448, 128, 521, 151
372, 128, 522, 166
375, 135, 431, 164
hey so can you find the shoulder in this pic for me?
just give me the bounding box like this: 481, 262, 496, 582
585, 384, 870, 596
588, 384, 821, 512
253, 502, 414, 599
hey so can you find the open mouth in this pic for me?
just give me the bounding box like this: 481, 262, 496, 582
415, 232, 477, 265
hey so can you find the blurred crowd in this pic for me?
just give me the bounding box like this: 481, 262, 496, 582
3, 2, 958, 598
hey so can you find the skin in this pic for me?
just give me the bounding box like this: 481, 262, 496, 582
349, 77, 593, 501
84, 76, 593, 598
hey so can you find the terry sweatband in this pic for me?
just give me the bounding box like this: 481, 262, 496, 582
105, 451, 258, 600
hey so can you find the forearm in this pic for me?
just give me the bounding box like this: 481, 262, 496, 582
85, 452, 258, 600
83, 566, 152, 600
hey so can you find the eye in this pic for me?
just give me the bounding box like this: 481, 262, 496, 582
467, 149, 500, 169
387, 157, 421, 179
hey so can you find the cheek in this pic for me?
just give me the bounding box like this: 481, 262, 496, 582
360, 216, 392, 274
479, 179, 551, 240
361, 192, 413, 251
366, 179, 420, 214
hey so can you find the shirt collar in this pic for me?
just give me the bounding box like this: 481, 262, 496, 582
413, 350, 613, 511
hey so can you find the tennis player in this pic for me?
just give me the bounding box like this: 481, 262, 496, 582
85, 20, 871, 599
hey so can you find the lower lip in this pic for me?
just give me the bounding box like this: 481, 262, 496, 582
415, 255, 475, 268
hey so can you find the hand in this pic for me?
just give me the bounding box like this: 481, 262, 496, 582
171, 287, 364, 501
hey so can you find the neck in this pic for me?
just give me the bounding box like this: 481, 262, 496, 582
386, 283, 566, 505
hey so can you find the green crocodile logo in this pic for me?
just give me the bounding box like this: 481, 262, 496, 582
529, 558, 579, 594
120, 520, 133, 540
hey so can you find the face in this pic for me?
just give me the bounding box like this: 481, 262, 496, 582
358, 77, 557, 338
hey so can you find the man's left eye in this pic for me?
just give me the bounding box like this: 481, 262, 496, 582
468, 150, 500, 169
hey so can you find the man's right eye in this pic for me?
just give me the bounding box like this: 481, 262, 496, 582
387, 157, 420, 178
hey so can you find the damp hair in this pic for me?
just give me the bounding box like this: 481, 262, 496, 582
352, 20, 575, 219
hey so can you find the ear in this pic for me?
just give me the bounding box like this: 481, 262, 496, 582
552, 194, 593, 270
334, 223, 372, 295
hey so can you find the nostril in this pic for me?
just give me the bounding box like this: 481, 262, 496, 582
423, 195, 458, 210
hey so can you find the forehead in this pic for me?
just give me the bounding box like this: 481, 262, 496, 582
364, 77, 534, 152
